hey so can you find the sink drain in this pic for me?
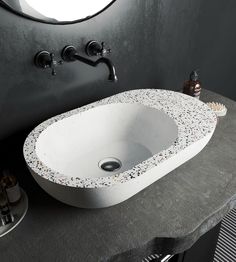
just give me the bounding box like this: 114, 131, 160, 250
99, 158, 122, 172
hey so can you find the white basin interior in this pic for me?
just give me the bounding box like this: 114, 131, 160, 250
36, 103, 178, 179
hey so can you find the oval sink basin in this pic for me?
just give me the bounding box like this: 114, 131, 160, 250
23, 89, 217, 208
36, 103, 178, 179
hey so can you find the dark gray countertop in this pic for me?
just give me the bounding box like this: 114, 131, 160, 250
0, 89, 235, 262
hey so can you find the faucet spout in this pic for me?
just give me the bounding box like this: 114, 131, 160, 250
61, 45, 118, 82
74, 54, 118, 82
95, 57, 118, 82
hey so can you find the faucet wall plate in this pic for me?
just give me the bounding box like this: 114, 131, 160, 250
34, 51, 51, 68
61, 45, 78, 62
34, 50, 63, 75
86, 40, 111, 57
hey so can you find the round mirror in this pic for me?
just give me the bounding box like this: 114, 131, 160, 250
0, 0, 116, 24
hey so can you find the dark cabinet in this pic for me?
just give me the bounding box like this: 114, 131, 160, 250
170, 223, 221, 262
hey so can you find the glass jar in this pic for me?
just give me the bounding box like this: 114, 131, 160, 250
0, 187, 14, 225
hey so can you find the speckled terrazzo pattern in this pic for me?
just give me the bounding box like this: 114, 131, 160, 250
23, 89, 217, 188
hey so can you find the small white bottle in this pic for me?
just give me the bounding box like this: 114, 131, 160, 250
1, 171, 21, 204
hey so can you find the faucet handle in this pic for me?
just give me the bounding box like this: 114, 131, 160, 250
100, 42, 111, 56
49, 53, 63, 76
86, 40, 111, 57
34, 51, 63, 76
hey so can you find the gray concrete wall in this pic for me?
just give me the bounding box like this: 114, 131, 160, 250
0, 0, 235, 139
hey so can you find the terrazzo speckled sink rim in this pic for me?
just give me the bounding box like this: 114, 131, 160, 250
23, 89, 217, 189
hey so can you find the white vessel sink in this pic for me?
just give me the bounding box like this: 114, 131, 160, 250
23, 89, 217, 208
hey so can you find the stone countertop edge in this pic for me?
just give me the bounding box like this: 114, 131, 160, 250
106, 195, 236, 261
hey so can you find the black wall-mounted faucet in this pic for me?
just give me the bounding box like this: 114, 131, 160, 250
61, 42, 118, 82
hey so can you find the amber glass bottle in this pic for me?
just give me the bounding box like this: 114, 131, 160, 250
183, 70, 202, 99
